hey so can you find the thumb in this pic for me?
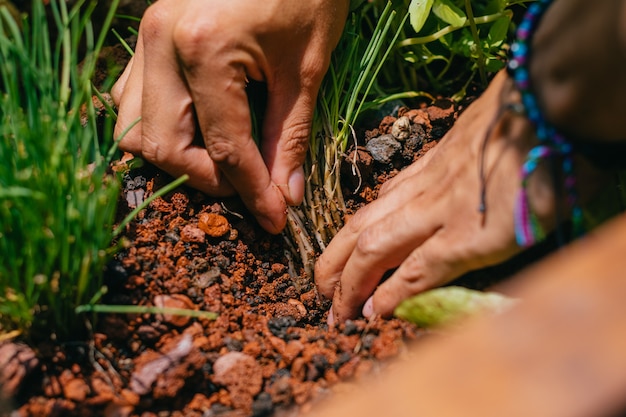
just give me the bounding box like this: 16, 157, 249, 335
262, 82, 318, 206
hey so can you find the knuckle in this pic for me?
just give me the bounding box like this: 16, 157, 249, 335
172, 16, 223, 65
206, 140, 240, 167
301, 53, 329, 86
354, 227, 384, 259
399, 251, 427, 287
345, 208, 368, 235
140, 134, 164, 165
140, 4, 171, 42
281, 119, 311, 157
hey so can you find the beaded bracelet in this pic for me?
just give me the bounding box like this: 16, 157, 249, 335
507, 0, 583, 247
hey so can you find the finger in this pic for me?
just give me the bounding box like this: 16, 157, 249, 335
175, 32, 287, 233
363, 230, 463, 319
329, 205, 441, 323
113, 33, 145, 154
315, 171, 429, 300
365, 203, 523, 319
139, 8, 235, 198
205, 76, 287, 232
110, 55, 133, 106
262, 72, 321, 206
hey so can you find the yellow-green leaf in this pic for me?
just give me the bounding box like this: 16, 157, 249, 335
432, 0, 466, 27
394, 286, 517, 328
408, 0, 435, 33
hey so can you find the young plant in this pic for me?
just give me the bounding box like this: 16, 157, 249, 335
283, 3, 413, 282
368, 0, 530, 98
0, 0, 122, 341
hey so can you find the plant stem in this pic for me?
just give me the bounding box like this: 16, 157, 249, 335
75, 304, 218, 320
397, 10, 513, 47
464, 0, 486, 86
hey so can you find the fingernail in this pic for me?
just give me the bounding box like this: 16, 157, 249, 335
287, 167, 304, 205
327, 304, 335, 327
362, 296, 374, 318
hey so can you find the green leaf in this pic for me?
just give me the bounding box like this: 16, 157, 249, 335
408, 0, 435, 33
432, 0, 466, 27
484, 56, 505, 72
487, 15, 510, 47
394, 286, 517, 328
0, 187, 45, 199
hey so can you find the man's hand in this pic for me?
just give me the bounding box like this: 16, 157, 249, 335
111, 0, 348, 233
315, 71, 552, 324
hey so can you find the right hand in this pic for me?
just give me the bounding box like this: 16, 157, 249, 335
314, 71, 555, 324
111, 0, 349, 233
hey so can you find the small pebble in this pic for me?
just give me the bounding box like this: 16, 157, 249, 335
391, 116, 411, 141
365, 134, 401, 164
198, 212, 230, 238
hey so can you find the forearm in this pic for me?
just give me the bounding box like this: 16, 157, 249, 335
530, 0, 626, 143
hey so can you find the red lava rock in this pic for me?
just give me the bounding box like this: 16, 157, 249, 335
63, 377, 90, 402
120, 389, 140, 406
271, 301, 306, 322
103, 403, 134, 417
212, 351, 263, 412
153, 294, 197, 327
198, 212, 230, 237
403, 108, 432, 130
19, 398, 76, 416
425, 98, 456, 126
17, 99, 446, 416
288, 298, 308, 317
378, 115, 396, 134
187, 392, 212, 412
180, 224, 206, 243
283, 340, 305, 365
90, 376, 116, 403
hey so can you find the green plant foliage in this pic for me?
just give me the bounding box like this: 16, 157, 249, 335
408, 0, 434, 33
431, 0, 467, 28
366, 0, 532, 98
394, 286, 517, 327
0, 0, 121, 340
284, 3, 423, 279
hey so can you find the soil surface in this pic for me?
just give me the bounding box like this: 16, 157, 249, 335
1, 3, 539, 415
2, 97, 479, 417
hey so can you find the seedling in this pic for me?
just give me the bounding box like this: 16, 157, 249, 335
0, 0, 123, 340
283, 3, 416, 281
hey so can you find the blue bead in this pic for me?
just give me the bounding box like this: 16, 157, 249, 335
529, 3, 541, 14
519, 20, 532, 33
514, 68, 528, 82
